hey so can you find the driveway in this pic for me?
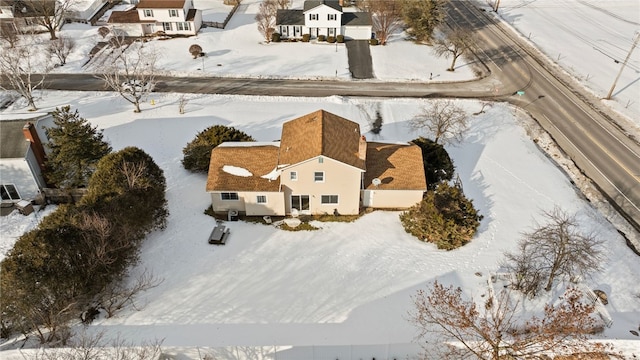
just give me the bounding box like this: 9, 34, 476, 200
345, 40, 374, 79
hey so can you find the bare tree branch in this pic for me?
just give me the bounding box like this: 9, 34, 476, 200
48, 35, 75, 66
255, 0, 277, 43
409, 281, 612, 359
0, 36, 50, 110
504, 206, 606, 296
97, 35, 157, 113
434, 27, 476, 72
409, 99, 469, 145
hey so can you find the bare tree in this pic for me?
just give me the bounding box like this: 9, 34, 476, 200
0, 38, 50, 110
19, 0, 77, 40
409, 99, 468, 145
360, 0, 402, 45
434, 27, 476, 71
189, 43, 203, 59
504, 207, 605, 296
34, 330, 164, 360
276, 0, 289, 9
0, 22, 20, 48
178, 94, 188, 114
48, 35, 75, 66
409, 281, 614, 359
255, 0, 277, 43
98, 269, 163, 318
98, 36, 157, 113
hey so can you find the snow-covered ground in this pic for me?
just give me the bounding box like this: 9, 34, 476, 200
1, 0, 639, 357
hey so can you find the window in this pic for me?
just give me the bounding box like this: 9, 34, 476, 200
163, 22, 172, 31
290, 171, 297, 181
328, 14, 336, 20
220, 192, 239, 200
321, 195, 338, 204
314, 171, 324, 182
169, 9, 179, 17
144, 9, 153, 17
0, 184, 21, 201
318, 156, 323, 163
310, 13, 318, 20
176, 22, 191, 31
256, 195, 267, 204
329, 28, 336, 36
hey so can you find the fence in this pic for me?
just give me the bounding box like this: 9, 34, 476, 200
203, 2, 241, 29
159, 343, 422, 360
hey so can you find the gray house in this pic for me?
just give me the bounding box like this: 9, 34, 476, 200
0, 114, 50, 205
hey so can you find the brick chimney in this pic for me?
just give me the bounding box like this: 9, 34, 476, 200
22, 122, 48, 177
358, 135, 367, 161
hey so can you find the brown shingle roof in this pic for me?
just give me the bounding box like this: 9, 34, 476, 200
279, 110, 365, 170
206, 145, 280, 192
136, 0, 185, 9
363, 142, 427, 190
108, 9, 146, 23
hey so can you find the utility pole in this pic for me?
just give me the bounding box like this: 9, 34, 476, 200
606, 32, 639, 100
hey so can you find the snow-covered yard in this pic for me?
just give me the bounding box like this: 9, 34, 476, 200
1, 0, 639, 357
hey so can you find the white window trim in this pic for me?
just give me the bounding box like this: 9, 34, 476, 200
320, 195, 338, 204
169, 9, 179, 17
220, 192, 239, 201
290, 171, 298, 181
144, 9, 153, 17
328, 14, 336, 21
310, 13, 318, 20
314, 171, 325, 183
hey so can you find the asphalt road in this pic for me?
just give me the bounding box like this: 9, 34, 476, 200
5, 2, 639, 231
445, 2, 640, 231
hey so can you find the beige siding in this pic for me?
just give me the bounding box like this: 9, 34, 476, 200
280, 156, 362, 215
210, 192, 245, 213
243, 192, 285, 216
210, 191, 285, 216
361, 189, 423, 209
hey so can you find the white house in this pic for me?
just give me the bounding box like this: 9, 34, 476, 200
108, 0, 202, 36
276, 0, 372, 40
206, 110, 426, 216
0, 114, 51, 205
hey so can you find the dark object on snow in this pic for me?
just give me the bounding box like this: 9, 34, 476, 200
208, 224, 230, 245
593, 289, 608, 305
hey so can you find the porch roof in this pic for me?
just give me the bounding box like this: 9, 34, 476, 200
363, 142, 427, 190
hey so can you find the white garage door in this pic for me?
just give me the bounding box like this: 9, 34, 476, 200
342, 26, 372, 40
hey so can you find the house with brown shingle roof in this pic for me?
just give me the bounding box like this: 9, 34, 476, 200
206, 110, 426, 216
108, 0, 202, 36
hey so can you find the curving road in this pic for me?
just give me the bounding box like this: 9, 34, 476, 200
7, 2, 640, 232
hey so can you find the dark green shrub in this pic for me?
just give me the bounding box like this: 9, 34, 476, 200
327, 36, 336, 43
272, 32, 281, 42
302, 34, 310, 42
336, 35, 344, 43
400, 182, 482, 250
318, 34, 326, 42
182, 125, 255, 172
369, 38, 379, 45
412, 137, 455, 190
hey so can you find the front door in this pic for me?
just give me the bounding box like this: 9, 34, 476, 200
291, 195, 310, 212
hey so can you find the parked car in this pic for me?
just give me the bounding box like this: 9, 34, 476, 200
121, 80, 154, 93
